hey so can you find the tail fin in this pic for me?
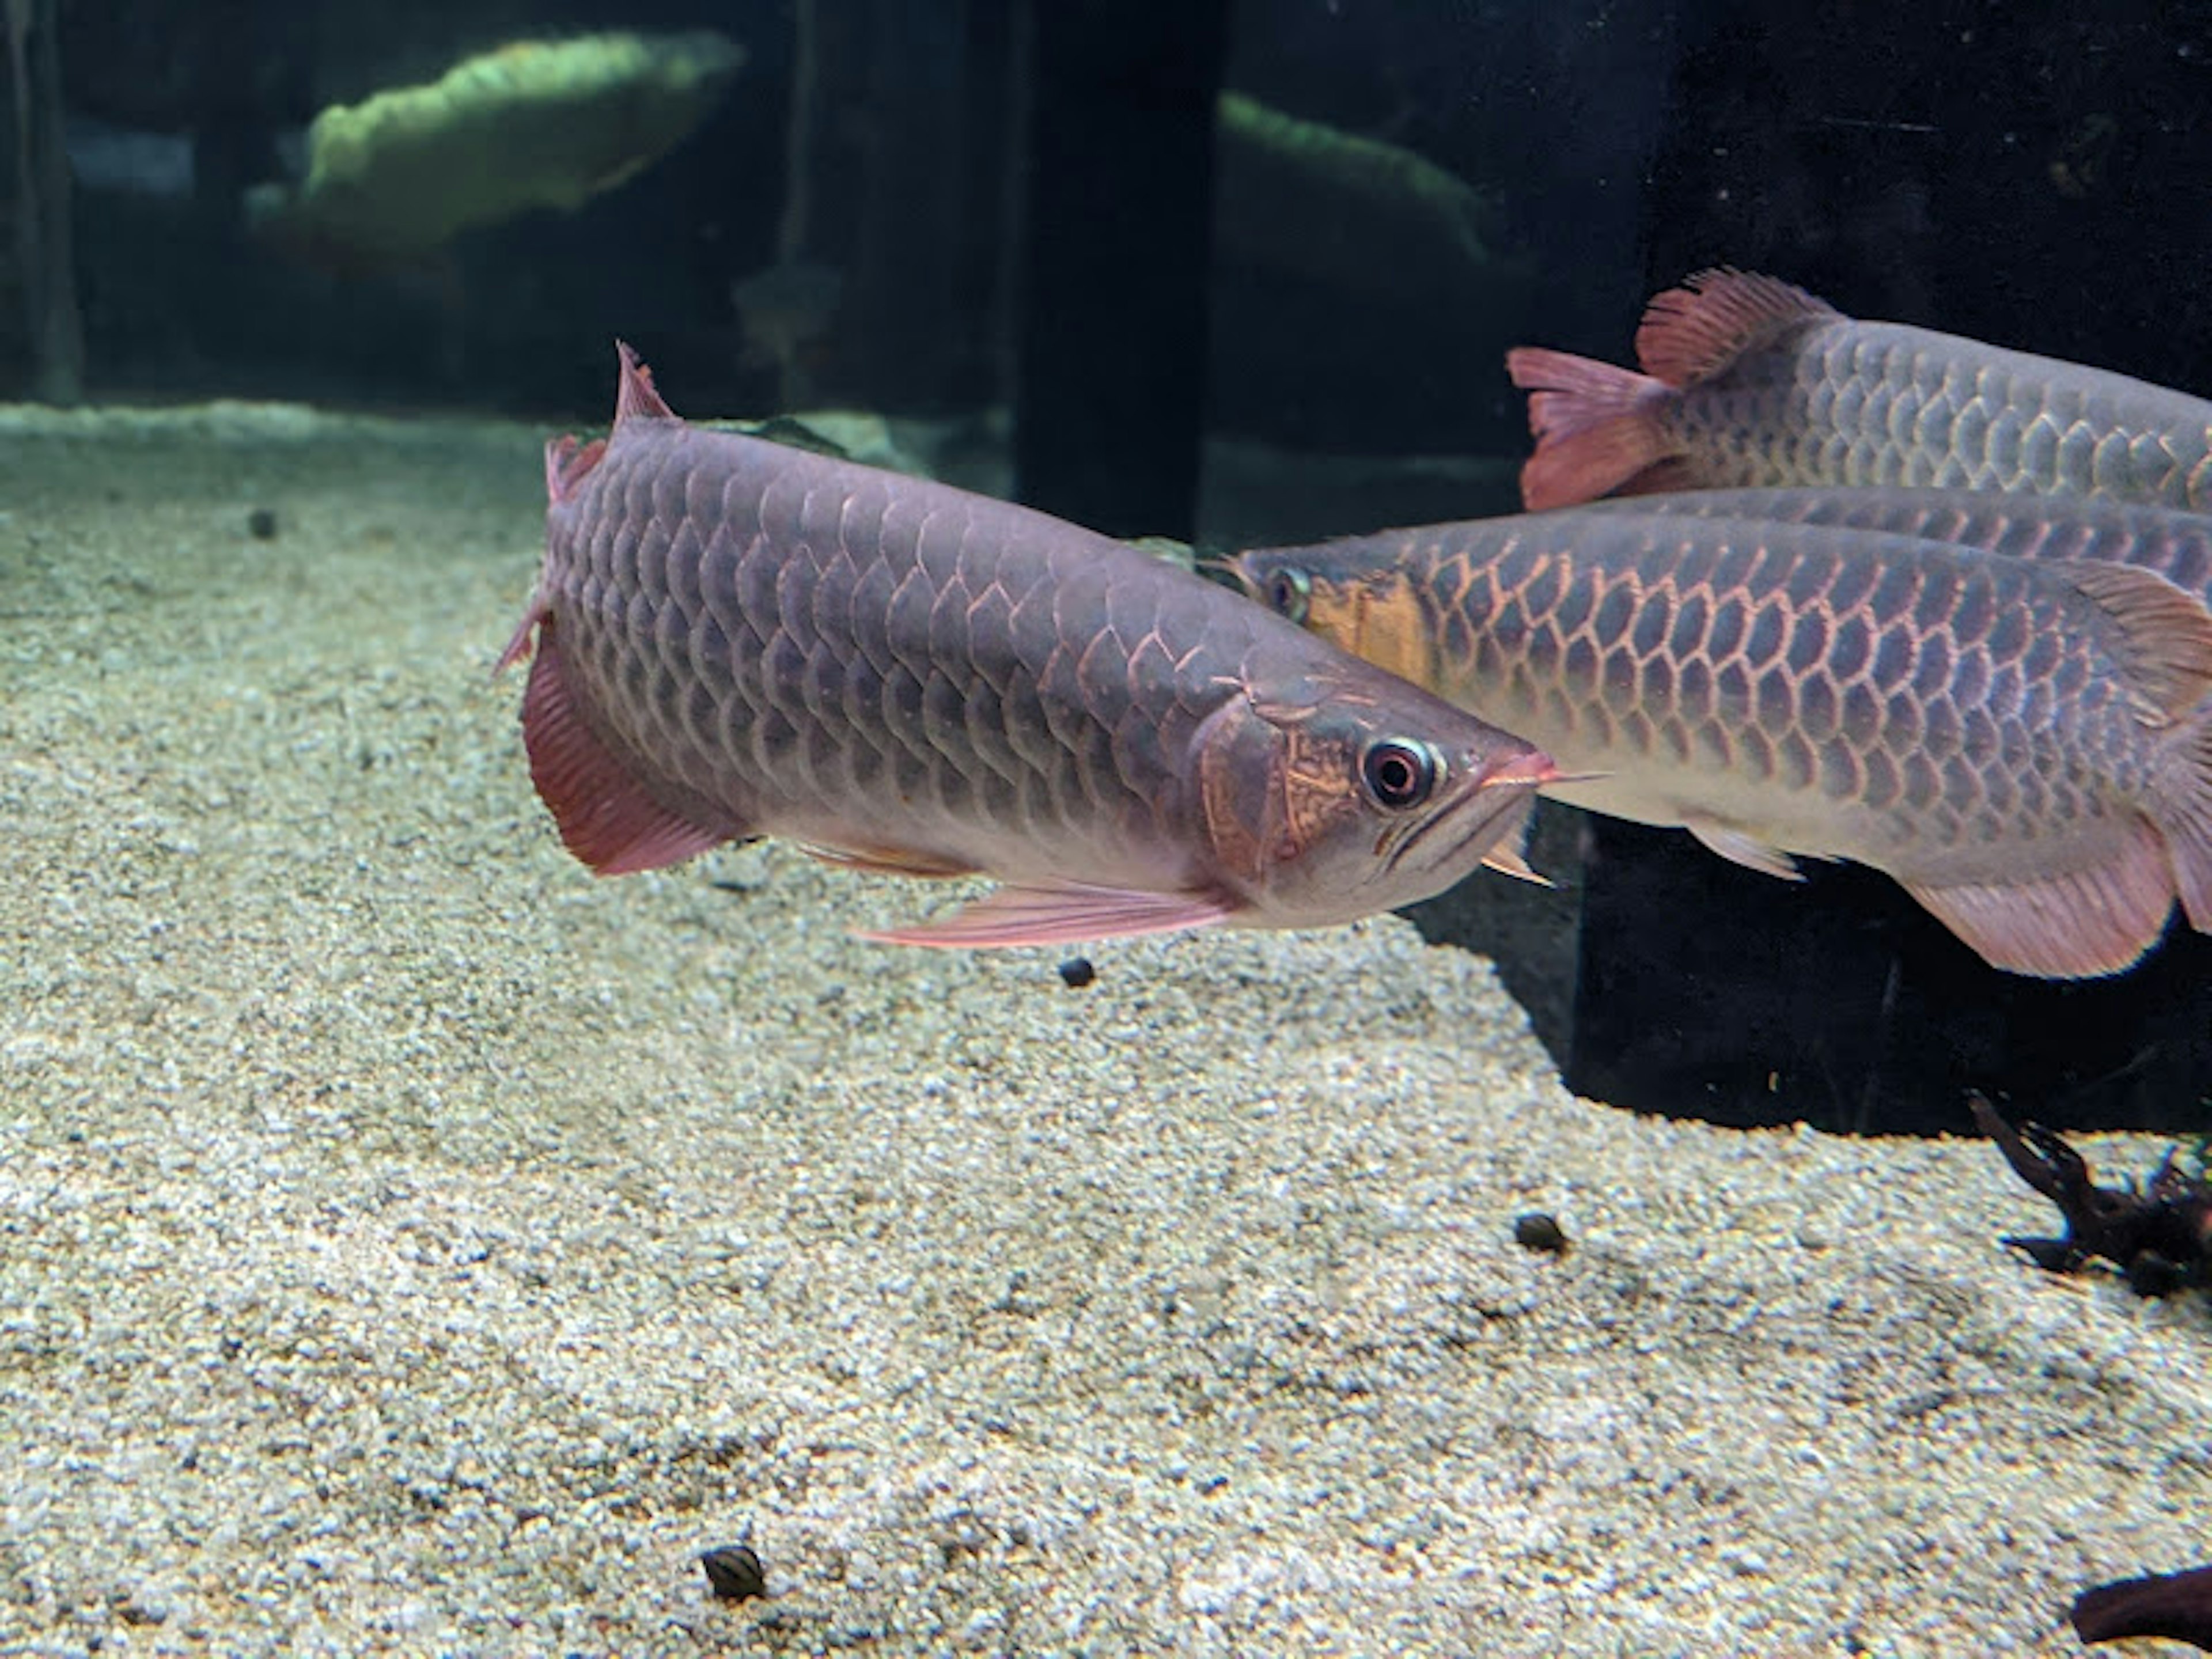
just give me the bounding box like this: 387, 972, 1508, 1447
1504, 347, 1676, 510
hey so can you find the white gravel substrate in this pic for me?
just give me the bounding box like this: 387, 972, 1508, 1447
1, 402, 2207, 1658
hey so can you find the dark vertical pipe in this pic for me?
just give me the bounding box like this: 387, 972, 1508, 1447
1012, 0, 1228, 539
17, 0, 81, 402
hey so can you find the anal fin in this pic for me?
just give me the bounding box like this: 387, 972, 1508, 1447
1903, 827, 2177, 979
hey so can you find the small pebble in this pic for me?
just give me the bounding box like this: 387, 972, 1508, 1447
247, 507, 279, 540
1056, 957, 1096, 988
1513, 1211, 1570, 1255
700, 1543, 766, 1601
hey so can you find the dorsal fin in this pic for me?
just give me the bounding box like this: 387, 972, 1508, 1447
2051, 558, 2212, 722
1633, 269, 1841, 387
614, 339, 679, 425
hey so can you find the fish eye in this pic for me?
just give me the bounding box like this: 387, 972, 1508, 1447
1360, 737, 1441, 810
1265, 566, 1310, 625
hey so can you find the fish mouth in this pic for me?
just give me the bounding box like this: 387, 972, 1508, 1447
1381, 752, 1559, 878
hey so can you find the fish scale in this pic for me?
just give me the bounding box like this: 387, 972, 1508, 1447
499, 345, 1554, 947
1231, 510, 2212, 978
1580, 484, 2212, 605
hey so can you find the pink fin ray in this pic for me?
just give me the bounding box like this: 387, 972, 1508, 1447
544, 434, 608, 505
2152, 710, 2212, 933
519, 618, 736, 875
855, 881, 1244, 949
1478, 799, 1549, 885
1686, 820, 1805, 881
796, 842, 980, 879
2048, 558, 2212, 721
1506, 346, 1675, 510
495, 601, 543, 675
613, 339, 678, 426
1904, 827, 2177, 979
2050, 556, 2212, 933
1633, 268, 1840, 387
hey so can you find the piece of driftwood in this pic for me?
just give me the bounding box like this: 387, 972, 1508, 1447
1972, 1092, 2211, 1296
2073, 1561, 2212, 1651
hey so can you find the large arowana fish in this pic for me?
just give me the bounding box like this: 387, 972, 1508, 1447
496, 346, 1557, 948
1226, 511, 2212, 979
1505, 270, 2212, 513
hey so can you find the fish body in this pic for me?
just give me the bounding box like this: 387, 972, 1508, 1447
1506, 270, 2212, 512
498, 346, 1556, 948
249, 31, 745, 266
1580, 486, 2212, 604
1229, 510, 2212, 978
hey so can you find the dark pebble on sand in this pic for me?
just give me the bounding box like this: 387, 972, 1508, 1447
701, 1544, 766, 1601
1513, 1212, 1570, 1255
1057, 957, 1096, 988
248, 507, 279, 540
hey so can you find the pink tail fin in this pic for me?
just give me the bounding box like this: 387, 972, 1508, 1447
1504, 347, 1676, 510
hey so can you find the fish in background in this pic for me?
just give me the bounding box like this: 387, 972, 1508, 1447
1505, 269, 2212, 513
247, 31, 745, 267
1226, 510, 2212, 978
497, 346, 1558, 949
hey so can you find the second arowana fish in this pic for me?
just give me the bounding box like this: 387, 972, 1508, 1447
1506, 270, 2212, 513
1228, 510, 2212, 978
497, 346, 1557, 948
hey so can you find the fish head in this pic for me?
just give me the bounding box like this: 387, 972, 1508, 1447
1193, 670, 1556, 926
1225, 547, 1439, 690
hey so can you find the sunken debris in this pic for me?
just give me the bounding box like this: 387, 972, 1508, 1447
699, 1543, 767, 1602
1971, 1092, 2212, 1297
2073, 1560, 2212, 1651
1512, 1212, 1571, 1255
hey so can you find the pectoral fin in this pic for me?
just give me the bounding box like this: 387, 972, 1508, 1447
796, 842, 979, 878
857, 881, 1241, 949
1479, 799, 1551, 886
1685, 820, 1805, 880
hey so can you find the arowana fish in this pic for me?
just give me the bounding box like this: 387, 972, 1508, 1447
1227, 510, 2212, 978
497, 345, 1557, 948
1506, 269, 2212, 513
